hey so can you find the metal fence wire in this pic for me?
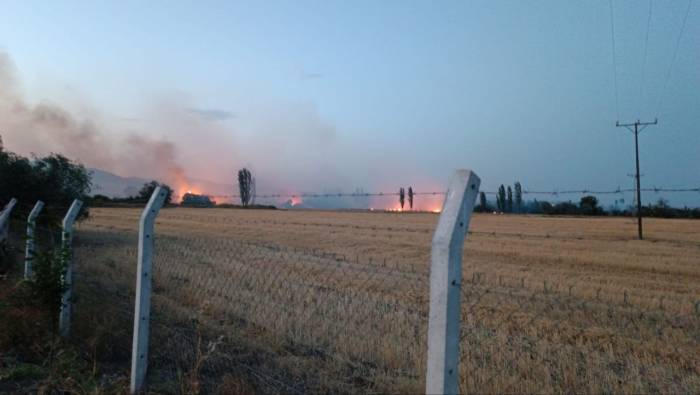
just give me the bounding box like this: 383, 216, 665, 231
147, 234, 430, 393
458, 274, 700, 393
65, 208, 700, 394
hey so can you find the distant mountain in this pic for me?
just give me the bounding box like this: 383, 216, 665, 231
88, 168, 151, 198
88, 168, 236, 200
88, 169, 372, 208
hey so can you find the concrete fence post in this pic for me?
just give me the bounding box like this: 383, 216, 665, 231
0, 198, 18, 243
25, 201, 44, 279
426, 169, 480, 395
59, 199, 83, 338
130, 187, 168, 394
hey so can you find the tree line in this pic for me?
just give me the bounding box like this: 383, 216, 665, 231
0, 146, 91, 223
475, 182, 699, 219
2, 142, 695, 218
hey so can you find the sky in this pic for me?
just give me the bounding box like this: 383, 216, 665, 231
0, 0, 698, 208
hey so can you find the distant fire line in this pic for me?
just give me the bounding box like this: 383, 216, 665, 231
204, 186, 700, 200
207, 191, 447, 199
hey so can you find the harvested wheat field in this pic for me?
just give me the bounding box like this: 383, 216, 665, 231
70, 208, 700, 394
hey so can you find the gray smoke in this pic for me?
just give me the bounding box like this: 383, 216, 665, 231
0, 51, 188, 187
0, 51, 437, 208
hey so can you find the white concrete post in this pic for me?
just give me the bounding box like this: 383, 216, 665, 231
130, 187, 167, 394
426, 169, 480, 395
58, 199, 83, 338
0, 198, 18, 243
25, 201, 45, 279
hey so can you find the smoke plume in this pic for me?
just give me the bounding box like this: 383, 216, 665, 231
0, 51, 440, 209
0, 51, 192, 193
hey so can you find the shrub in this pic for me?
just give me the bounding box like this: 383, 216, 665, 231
26, 248, 69, 332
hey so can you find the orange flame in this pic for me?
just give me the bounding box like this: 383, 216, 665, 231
290, 196, 303, 206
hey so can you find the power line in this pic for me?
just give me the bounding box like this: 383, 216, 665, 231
655, 0, 693, 116
639, 0, 653, 115
510, 187, 697, 195
608, 0, 621, 121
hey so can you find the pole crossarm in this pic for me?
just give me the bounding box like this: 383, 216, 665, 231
616, 119, 658, 134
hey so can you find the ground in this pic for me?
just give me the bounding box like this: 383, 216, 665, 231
2, 208, 699, 393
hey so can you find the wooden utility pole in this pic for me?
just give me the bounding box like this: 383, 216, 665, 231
615, 119, 657, 240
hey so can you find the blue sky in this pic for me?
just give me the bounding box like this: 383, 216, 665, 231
0, 0, 698, 206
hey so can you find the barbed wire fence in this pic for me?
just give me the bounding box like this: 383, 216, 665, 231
59, 196, 432, 393
458, 274, 700, 393
126, 183, 434, 393
209, 186, 700, 201
2, 175, 700, 394
142, 233, 431, 393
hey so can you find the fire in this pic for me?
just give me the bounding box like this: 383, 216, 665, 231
171, 172, 204, 203
290, 196, 303, 206
173, 183, 206, 203
175, 187, 200, 202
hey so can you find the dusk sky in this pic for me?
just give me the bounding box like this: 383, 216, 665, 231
0, 0, 698, 207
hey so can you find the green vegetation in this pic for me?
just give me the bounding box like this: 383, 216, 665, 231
476, 180, 699, 219
0, 241, 127, 393
0, 147, 91, 222
88, 180, 174, 207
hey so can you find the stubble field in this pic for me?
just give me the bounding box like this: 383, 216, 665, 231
70, 207, 700, 393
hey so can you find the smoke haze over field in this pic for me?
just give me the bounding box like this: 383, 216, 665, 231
0, 53, 326, 190
0, 52, 187, 188
0, 51, 431, 207
0, 0, 698, 208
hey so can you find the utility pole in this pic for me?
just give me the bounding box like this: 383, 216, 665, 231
615, 119, 657, 240
626, 173, 644, 207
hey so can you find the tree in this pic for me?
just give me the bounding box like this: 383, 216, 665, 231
137, 181, 173, 205
539, 200, 553, 215
0, 150, 34, 206
553, 201, 579, 215
514, 182, 523, 213
27, 250, 70, 333
497, 185, 506, 212
579, 195, 600, 216
238, 168, 253, 207
479, 191, 488, 212
407, 187, 414, 210
506, 186, 513, 213
399, 187, 405, 210
0, 151, 92, 222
